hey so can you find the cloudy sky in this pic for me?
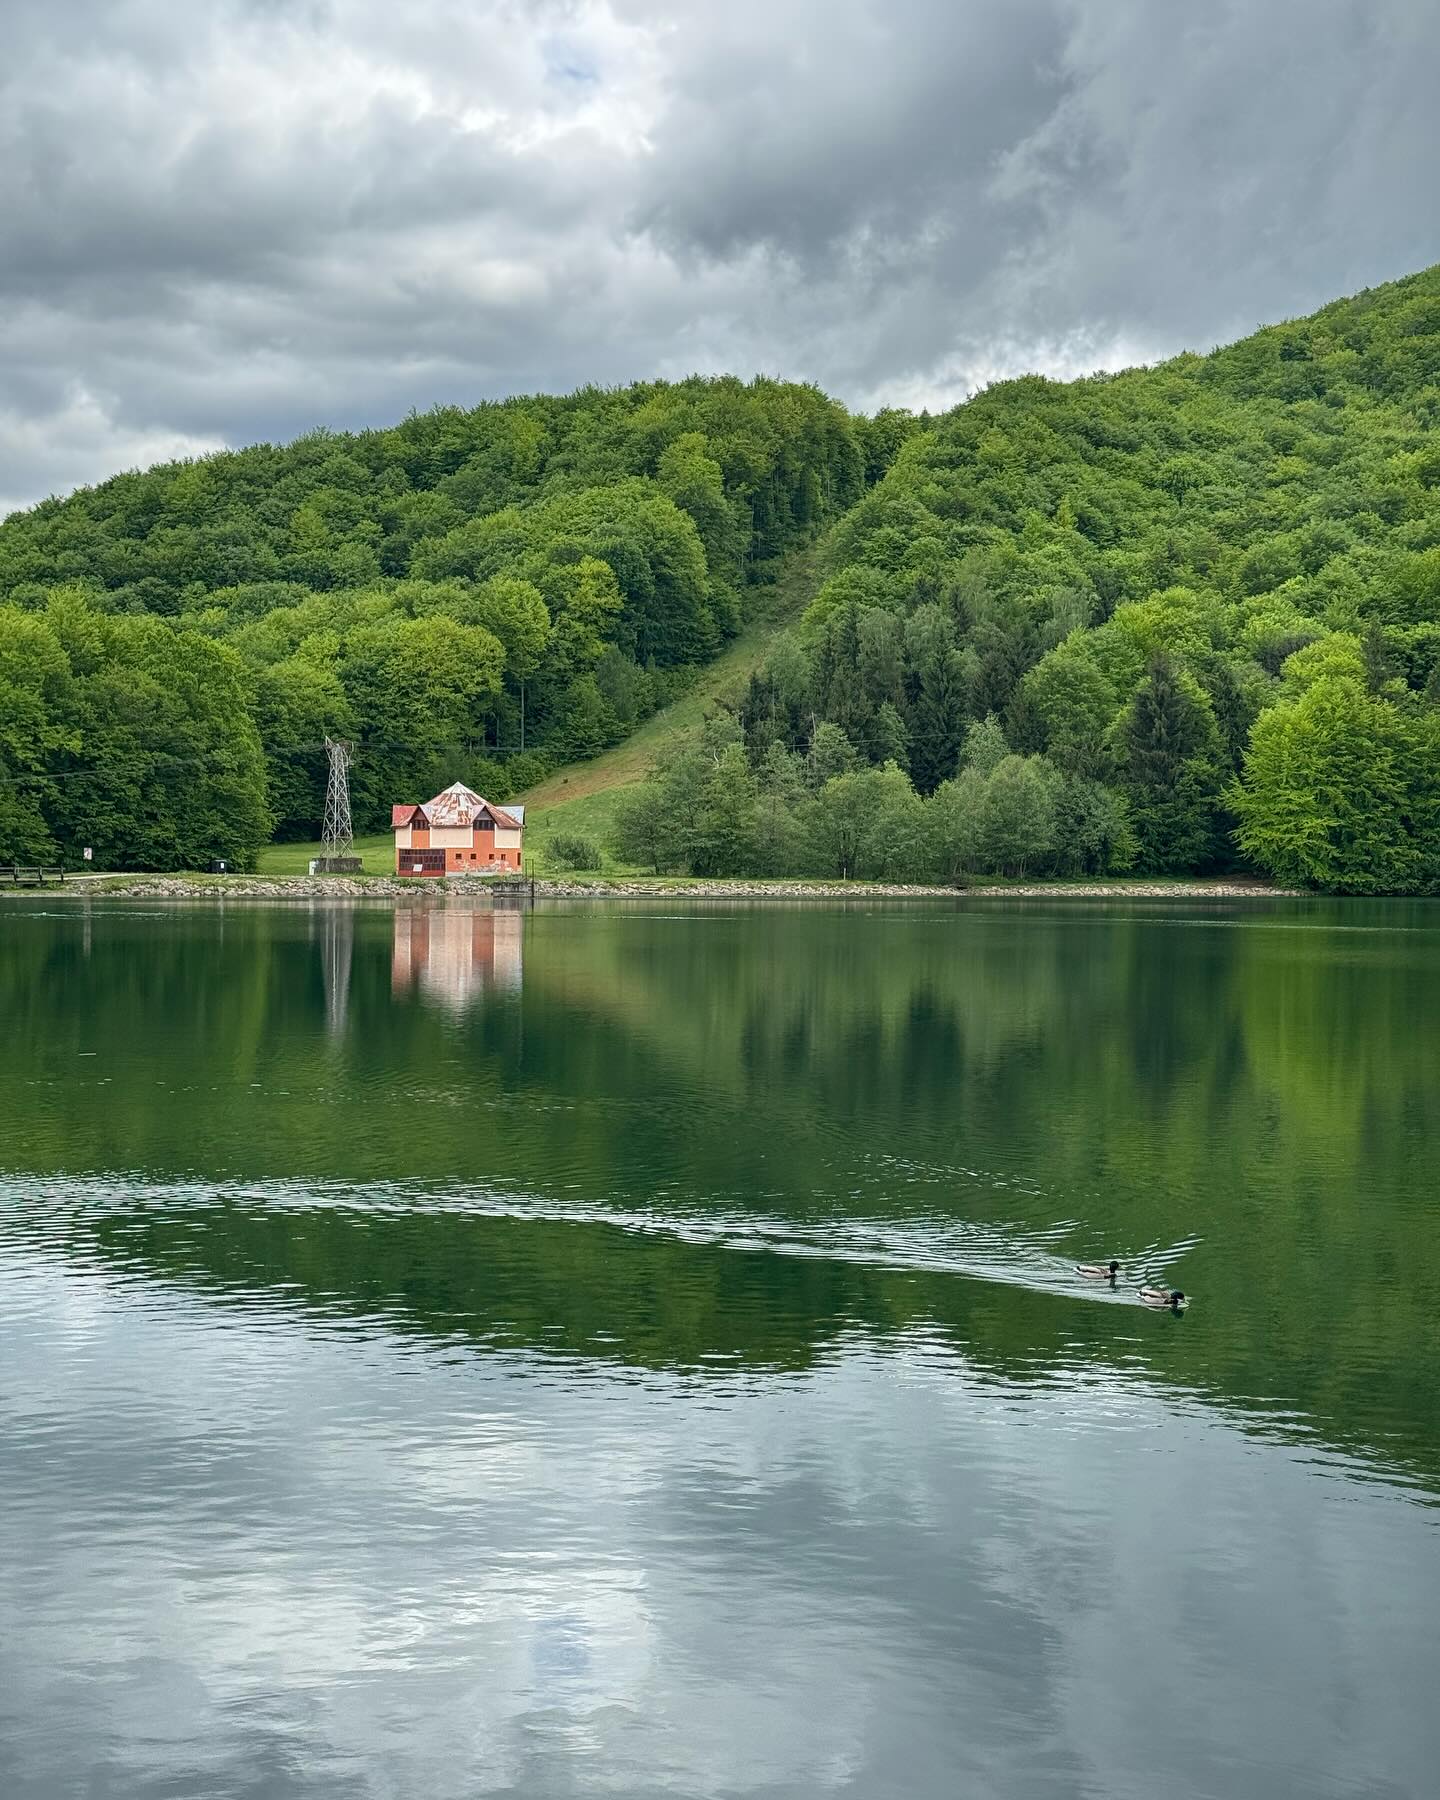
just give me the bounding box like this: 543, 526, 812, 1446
2, 0, 1437, 515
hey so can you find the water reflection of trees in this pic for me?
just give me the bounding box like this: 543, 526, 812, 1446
1, 901, 1438, 1495
29, 1191, 1439, 1500
516, 907, 1440, 1479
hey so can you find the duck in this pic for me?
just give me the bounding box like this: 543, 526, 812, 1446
1139, 1288, 1187, 1311
1076, 1260, 1121, 1280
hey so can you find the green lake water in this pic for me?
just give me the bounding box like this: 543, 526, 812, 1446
1, 896, 1437, 1799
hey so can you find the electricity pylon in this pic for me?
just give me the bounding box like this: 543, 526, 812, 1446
321, 738, 354, 860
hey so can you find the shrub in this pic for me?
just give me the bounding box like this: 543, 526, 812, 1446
548, 832, 603, 871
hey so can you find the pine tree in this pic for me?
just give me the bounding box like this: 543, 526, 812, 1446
904, 605, 967, 793
1109, 656, 1223, 872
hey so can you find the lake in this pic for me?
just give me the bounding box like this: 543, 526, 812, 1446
1, 896, 1437, 1799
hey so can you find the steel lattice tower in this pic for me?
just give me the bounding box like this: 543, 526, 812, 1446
321, 738, 354, 859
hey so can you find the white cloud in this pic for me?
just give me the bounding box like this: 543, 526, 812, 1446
0, 388, 224, 519
0, 0, 1436, 508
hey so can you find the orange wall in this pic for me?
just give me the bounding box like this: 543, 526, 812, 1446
394, 825, 522, 874
444, 847, 521, 869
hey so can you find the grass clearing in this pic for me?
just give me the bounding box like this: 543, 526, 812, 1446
254, 823, 645, 880
256, 834, 395, 877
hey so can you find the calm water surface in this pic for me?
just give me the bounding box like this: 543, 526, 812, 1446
1, 897, 1438, 1799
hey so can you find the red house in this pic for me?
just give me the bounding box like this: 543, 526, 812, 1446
392, 782, 525, 878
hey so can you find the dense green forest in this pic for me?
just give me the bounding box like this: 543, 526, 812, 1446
0, 378, 869, 866
5, 267, 1440, 885
614, 267, 1440, 891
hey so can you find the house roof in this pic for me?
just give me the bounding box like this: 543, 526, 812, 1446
391, 803, 423, 828
412, 781, 523, 831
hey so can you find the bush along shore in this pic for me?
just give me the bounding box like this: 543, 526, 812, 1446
16, 873, 1301, 902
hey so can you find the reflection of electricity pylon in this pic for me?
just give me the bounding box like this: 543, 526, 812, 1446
321, 738, 354, 859
321, 904, 353, 1040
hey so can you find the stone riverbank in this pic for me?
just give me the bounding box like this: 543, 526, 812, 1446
11, 874, 1301, 902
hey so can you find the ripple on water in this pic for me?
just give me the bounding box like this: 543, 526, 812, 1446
0, 1170, 1199, 1308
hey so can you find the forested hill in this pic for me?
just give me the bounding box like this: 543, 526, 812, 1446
6, 268, 1440, 885
0, 378, 884, 866
616, 266, 1440, 892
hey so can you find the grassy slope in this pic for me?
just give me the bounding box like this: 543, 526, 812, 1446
257, 546, 822, 879
518, 547, 822, 870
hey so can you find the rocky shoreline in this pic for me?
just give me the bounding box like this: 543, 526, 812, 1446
15, 873, 1302, 902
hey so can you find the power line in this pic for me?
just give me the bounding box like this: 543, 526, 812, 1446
0, 733, 543, 791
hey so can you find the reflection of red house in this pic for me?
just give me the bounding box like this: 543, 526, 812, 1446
392, 909, 522, 1009
392, 782, 525, 878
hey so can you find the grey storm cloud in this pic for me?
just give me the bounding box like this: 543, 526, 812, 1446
1, 0, 1437, 512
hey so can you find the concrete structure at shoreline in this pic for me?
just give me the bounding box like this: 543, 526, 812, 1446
391, 782, 525, 878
